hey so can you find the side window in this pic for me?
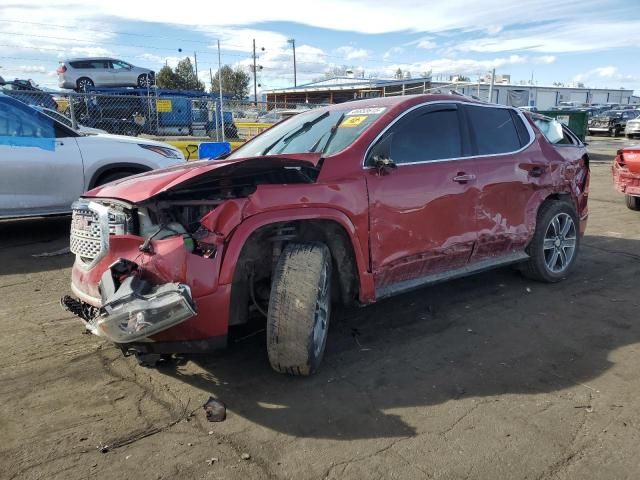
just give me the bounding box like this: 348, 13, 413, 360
533, 118, 577, 145
465, 105, 522, 155
112, 61, 129, 70
0, 102, 55, 138
92, 61, 109, 69
384, 107, 462, 164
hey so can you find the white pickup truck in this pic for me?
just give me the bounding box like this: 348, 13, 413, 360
0, 93, 186, 219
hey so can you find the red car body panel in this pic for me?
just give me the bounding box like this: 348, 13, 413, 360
70, 94, 589, 348
613, 148, 640, 196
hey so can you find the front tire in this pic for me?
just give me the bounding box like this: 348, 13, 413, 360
625, 194, 640, 211
521, 201, 580, 283
267, 243, 332, 376
138, 74, 154, 88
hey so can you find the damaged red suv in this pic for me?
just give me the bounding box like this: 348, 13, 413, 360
62, 95, 589, 375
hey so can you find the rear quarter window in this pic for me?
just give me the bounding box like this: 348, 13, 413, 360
465, 105, 522, 155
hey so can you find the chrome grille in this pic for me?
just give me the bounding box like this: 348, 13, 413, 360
69, 201, 110, 266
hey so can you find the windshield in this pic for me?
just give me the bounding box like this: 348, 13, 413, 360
601, 110, 623, 117
228, 106, 387, 159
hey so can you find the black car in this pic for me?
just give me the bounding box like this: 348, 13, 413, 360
588, 109, 640, 137
0, 79, 59, 111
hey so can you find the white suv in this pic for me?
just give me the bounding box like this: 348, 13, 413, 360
0, 94, 184, 219
57, 58, 155, 91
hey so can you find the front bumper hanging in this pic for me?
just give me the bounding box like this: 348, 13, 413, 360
62, 260, 196, 343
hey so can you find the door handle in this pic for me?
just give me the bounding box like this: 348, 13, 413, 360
452, 172, 476, 184
528, 166, 546, 178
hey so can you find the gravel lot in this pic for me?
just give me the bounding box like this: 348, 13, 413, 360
1, 136, 639, 480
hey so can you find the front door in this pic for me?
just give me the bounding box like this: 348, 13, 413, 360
0, 100, 84, 217
365, 103, 479, 297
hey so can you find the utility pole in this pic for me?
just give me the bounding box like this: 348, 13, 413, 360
193, 51, 198, 79
217, 40, 225, 142
488, 68, 495, 103
288, 38, 297, 87
252, 39, 258, 105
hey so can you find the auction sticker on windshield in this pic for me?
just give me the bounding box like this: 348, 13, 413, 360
341, 115, 368, 127
346, 107, 386, 115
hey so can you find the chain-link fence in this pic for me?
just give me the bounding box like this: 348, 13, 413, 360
1, 85, 325, 143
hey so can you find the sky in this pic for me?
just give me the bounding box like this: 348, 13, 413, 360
0, 0, 639, 95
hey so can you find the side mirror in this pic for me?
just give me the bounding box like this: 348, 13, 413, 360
368, 133, 396, 175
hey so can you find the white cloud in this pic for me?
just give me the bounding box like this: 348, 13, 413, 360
383, 47, 404, 60
386, 55, 527, 77
416, 40, 437, 49
533, 55, 557, 64
2, 0, 625, 36
67, 46, 113, 57
574, 66, 640, 85
14, 65, 48, 74
452, 21, 640, 54
335, 46, 369, 60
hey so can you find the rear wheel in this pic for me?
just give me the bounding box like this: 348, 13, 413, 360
76, 77, 94, 92
521, 201, 580, 283
625, 194, 640, 211
267, 243, 332, 376
611, 126, 621, 137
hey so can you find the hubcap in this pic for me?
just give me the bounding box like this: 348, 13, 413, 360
543, 213, 577, 273
312, 261, 330, 357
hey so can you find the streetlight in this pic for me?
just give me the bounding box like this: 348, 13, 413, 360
287, 38, 297, 88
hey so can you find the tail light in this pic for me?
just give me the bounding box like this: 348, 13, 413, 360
56, 64, 67, 74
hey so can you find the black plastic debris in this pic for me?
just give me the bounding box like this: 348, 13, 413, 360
203, 396, 226, 422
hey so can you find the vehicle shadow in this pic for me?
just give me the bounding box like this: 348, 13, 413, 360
0, 216, 73, 275
158, 234, 640, 440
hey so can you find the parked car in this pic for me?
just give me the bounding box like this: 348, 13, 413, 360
612, 147, 640, 211
624, 117, 640, 139
588, 109, 640, 136
61, 95, 589, 374
34, 106, 107, 135
0, 94, 185, 219
0, 78, 59, 110
57, 58, 155, 91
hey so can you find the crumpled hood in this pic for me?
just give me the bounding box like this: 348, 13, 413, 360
83, 153, 322, 203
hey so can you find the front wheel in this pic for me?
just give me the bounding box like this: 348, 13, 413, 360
267, 243, 332, 376
625, 194, 640, 211
138, 74, 154, 88
521, 201, 580, 283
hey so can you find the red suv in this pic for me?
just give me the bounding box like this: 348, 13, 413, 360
62, 95, 590, 375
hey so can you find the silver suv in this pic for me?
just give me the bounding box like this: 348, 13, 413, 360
57, 58, 155, 91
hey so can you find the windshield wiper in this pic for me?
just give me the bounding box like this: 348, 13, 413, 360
318, 113, 345, 154
261, 111, 329, 156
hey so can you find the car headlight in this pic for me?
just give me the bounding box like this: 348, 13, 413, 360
138, 144, 182, 159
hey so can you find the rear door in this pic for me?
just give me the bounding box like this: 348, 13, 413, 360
0, 99, 84, 217
366, 103, 479, 295
462, 104, 539, 261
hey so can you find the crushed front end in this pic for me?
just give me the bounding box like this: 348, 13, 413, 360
62, 196, 234, 354
61, 156, 323, 356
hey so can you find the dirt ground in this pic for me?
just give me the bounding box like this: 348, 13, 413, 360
1, 136, 639, 480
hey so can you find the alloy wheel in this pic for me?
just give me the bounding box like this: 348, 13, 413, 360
312, 261, 330, 357
542, 212, 577, 273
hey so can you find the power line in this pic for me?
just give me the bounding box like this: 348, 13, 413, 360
0, 19, 411, 66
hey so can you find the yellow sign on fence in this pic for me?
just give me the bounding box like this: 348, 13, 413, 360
156, 99, 172, 112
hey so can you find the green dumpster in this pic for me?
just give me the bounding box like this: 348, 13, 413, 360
537, 110, 588, 141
